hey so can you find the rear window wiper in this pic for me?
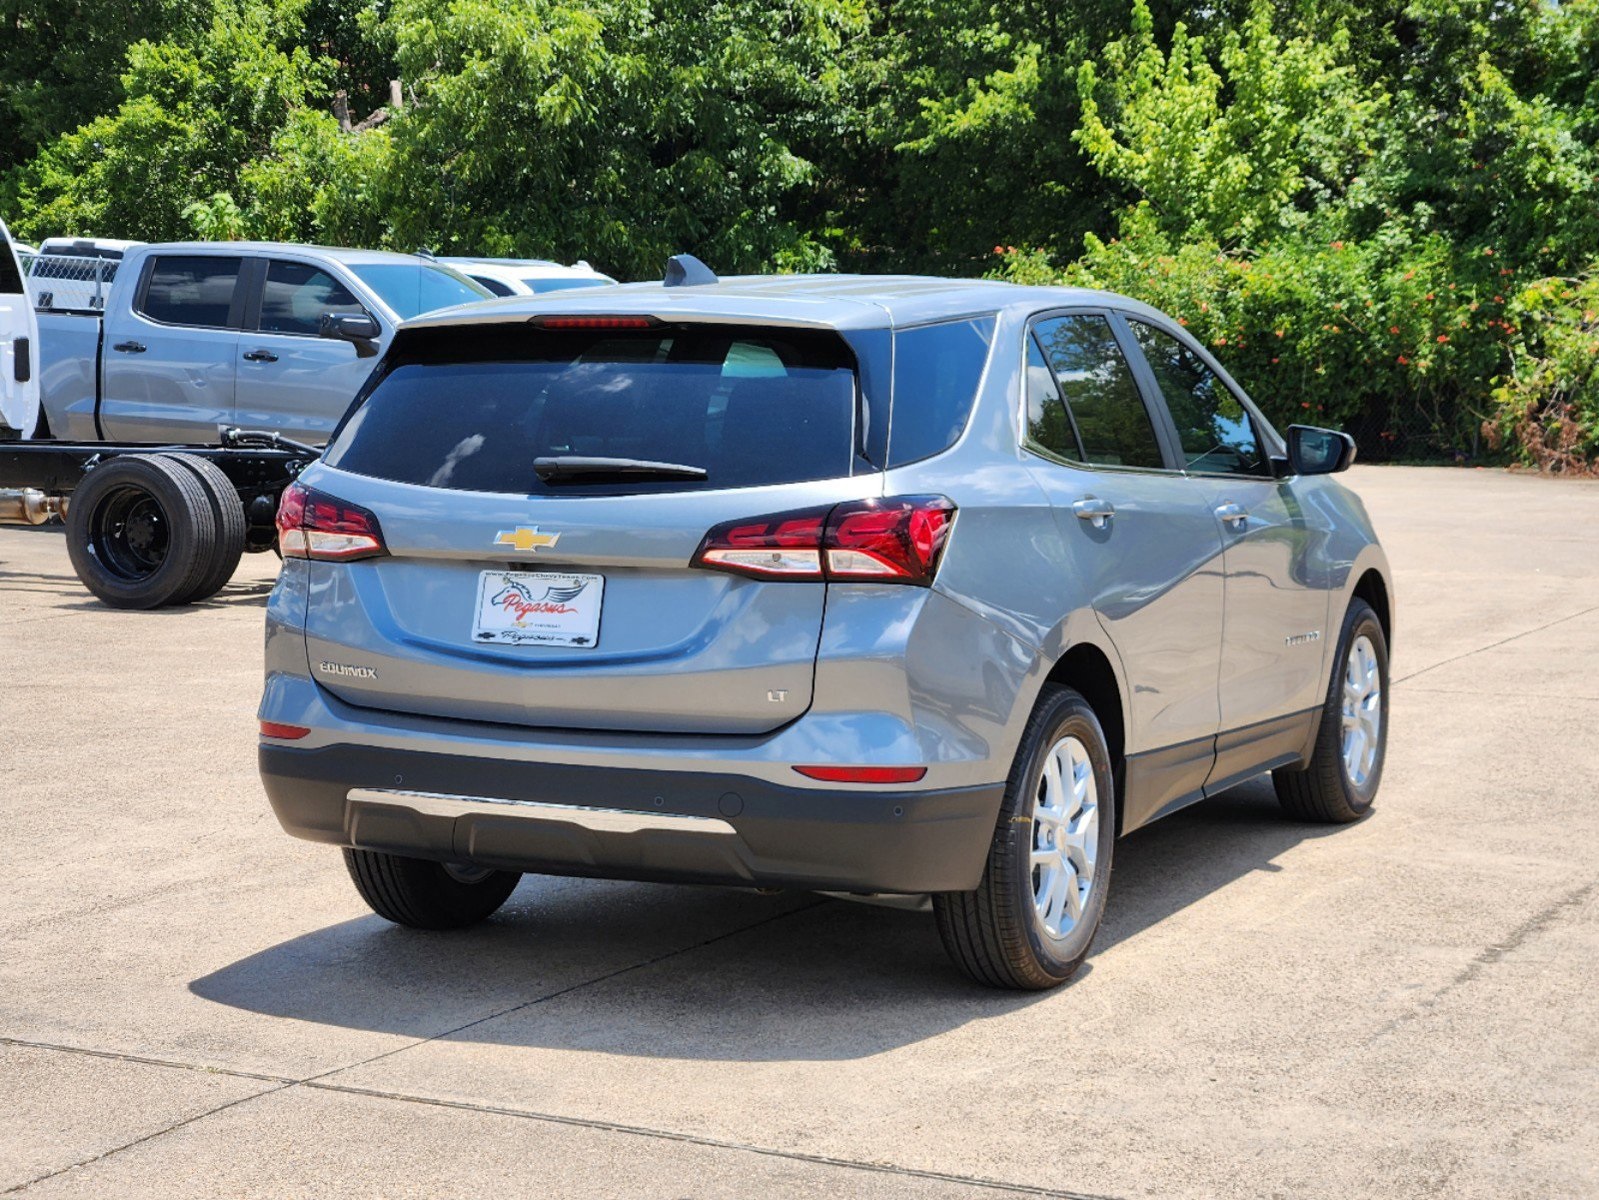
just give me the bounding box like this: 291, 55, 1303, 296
533, 456, 708, 483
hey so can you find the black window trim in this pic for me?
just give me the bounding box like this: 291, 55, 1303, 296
1019, 306, 1186, 476
243, 254, 380, 340
1115, 310, 1286, 479
883, 311, 999, 470
133, 252, 251, 332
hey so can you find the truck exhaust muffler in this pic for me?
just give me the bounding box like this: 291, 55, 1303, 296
0, 489, 68, 525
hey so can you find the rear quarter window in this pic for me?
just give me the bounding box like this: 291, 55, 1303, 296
887, 317, 996, 466
324, 324, 866, 495
139, 256, 243, 328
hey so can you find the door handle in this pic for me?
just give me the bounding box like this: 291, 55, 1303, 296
1215, 502, 1249, 529
112, 340, 146, 354
1072, 497, 1115, 530
242, 349, 279, 363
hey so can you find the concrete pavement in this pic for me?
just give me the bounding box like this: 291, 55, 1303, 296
1, 465, 1596, 1197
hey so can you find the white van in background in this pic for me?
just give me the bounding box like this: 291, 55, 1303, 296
438, 256, 617, 296
0, 219, 41, 438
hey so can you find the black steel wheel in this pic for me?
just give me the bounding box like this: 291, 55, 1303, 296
65, 454, 218, 609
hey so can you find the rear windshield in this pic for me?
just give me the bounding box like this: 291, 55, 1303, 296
522, 276, 613, 294
323, 325, 863, 495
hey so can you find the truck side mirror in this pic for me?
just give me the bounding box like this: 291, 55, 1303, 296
1286, 424, 1356, 475
321, 313, 380, 343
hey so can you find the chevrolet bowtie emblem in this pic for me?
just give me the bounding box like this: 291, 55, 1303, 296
495, 527, 561, 553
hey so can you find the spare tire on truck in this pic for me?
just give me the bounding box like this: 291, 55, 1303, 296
65, 453, 219, 609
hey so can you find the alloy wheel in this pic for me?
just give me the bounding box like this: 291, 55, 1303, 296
1030, 734, 1099, 939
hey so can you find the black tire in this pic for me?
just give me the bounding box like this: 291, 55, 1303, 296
343, 849, 522, 930
934, 684, 1116, 990
1273, 598, 1389, 823
159, 454, 246, 603
65, 454, 218, 609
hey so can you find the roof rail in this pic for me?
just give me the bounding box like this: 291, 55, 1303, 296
663, 254, 717, 288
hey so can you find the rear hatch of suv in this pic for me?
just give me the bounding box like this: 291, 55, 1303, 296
295, 317, 885, 735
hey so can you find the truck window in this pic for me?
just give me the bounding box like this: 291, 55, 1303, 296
139, 256, 243, 328
0, 224, 22, 295
260, 260, 368, 336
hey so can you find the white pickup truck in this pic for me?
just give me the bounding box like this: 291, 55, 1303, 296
0, 227, 493, 608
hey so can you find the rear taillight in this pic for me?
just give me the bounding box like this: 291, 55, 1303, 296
692, 496, 955, 585
276, 482, 387, 561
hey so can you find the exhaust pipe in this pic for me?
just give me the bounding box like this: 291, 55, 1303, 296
0, 489, 68, 525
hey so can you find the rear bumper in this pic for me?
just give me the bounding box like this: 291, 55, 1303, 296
260, 742, 1005, 894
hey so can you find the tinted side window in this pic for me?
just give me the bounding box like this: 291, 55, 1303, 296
1024, 334, 1081, 461
471, 275, 515, 297
260, 260, 366, 336
887, 317, 995, 466
1033, 314, 1164, 470
1128, 320, 1266, 476
0, 226, 22, 295
140, 256, 242, 328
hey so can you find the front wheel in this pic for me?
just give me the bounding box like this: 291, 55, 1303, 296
1273, 598, 1389, 823
934, 684, 1116, 990
343, 849, 522, 930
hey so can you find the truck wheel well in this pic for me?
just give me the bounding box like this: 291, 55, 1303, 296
1044, 643, 1127, 833
1353, 569, 1391, 644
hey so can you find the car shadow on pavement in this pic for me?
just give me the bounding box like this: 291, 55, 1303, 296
190, 776, 1353, 1061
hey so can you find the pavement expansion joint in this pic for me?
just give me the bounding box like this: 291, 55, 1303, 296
1393, 603, 1599, 685
1346, 876, 1597, 1057
2, 1035, 1117, 1200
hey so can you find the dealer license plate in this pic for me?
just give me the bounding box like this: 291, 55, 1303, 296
472, 570, 604, 647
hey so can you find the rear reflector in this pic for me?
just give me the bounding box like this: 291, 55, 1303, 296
793, 765, 928, 784
259, 721, 310, 740
533, 315, 655, 329
692, 496, 955, 584
277, 482, 388, 561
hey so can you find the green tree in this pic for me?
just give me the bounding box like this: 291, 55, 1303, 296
0, 0, 210, 173
368, 0, 866, 277
11, 0, 338, 242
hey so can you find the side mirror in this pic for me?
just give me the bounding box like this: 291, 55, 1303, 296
320, 312, 380, 342
1286, 424, 1356, 476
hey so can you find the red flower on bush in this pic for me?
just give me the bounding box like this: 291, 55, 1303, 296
1436, 334, 1450, 343
1397, 355, 1410, 364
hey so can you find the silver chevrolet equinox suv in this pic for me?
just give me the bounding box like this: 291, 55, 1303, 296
258, 261, 1393, 990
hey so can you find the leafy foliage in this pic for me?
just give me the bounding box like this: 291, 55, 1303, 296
5, 0, 1599, 466
1487, 276, 1599, 474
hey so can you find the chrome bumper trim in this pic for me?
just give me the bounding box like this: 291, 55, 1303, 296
345, 788, 739, 836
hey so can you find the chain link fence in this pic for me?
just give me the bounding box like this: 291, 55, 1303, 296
17, 251, 124, 314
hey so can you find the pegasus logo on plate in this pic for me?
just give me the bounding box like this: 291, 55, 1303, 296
491, 579, 589, 620
495, 527, 561, 553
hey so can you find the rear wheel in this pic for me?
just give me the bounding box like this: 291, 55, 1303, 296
160, 454, 246, 603
343, 848, 522, 930
934, 684, 1116, 989
1273, 598, 1388, 823
65, 454, 217, 609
